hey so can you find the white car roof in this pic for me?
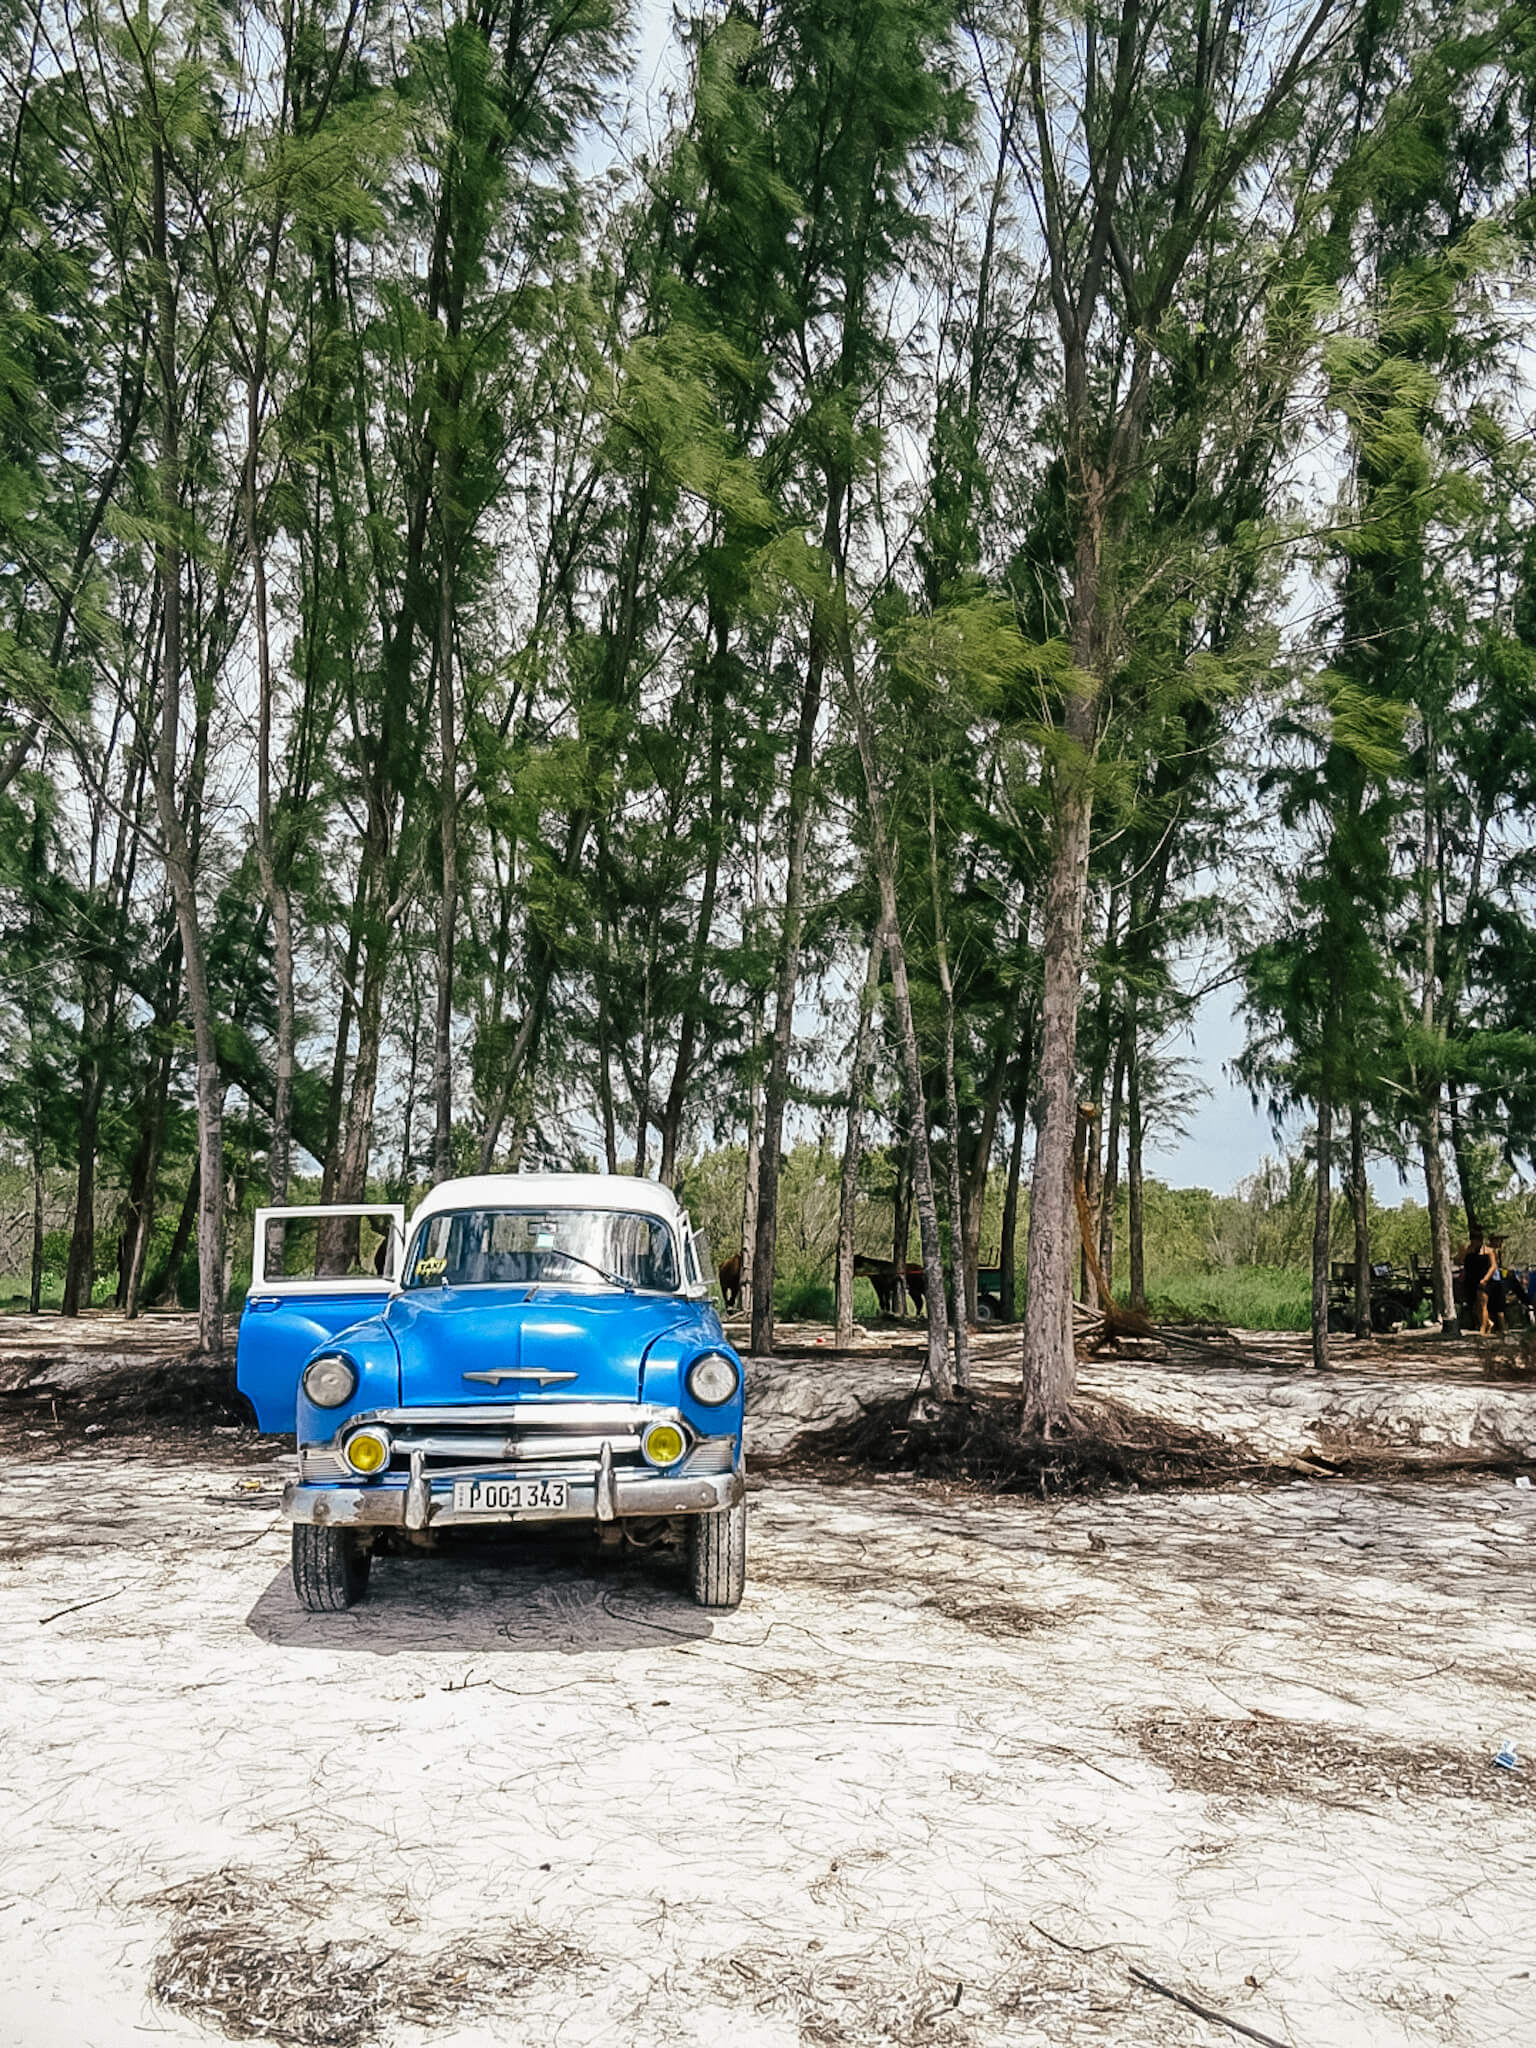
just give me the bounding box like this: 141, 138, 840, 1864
410, 1173, 685, 1231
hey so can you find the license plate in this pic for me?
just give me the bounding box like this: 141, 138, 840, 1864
451, 1477, 568, 1514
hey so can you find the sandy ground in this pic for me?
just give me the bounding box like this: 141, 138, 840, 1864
3, 1318, 1536, 2048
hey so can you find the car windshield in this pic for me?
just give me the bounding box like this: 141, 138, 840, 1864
404, 1207, 680, 1292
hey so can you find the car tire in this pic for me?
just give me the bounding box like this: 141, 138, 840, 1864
689, 1496, 746, 1611
291, 1525, 370, 1612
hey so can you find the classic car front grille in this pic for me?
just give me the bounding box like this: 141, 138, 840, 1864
383, 1426, 649, 1474
341, 1401, 667, 1476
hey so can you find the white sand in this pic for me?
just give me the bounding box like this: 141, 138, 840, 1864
2, 1324, 1534, 2047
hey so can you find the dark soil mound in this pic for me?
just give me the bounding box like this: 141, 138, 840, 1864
790, 1388, 1282, 1497
0, 1352, 259, 1441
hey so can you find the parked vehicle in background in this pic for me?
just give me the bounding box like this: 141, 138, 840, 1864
1326, 1258, 1432, 1333
237, 1175, 747, 1615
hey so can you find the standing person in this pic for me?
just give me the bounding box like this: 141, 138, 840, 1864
1462, 1228, 1497, 1334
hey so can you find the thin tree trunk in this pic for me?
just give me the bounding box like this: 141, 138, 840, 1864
962, 1019, 1015, 1325
1446, 1083, 1477, 1237
325, 880, 388, 1269
61, 1062, 102, 1317
880, 914, 953, 1398
1350, 1102, 1371, 1341
29, 1147, 43, 1317
740, 1052, 763, 1326
597, 992, 620, 1175
846, 696, 950, 1396
999, 1063, 1030, 1323
150, 137, 224, 1354
432, 551, 458, 1185
120, 1037, 173, 1316
659, 631, 727, 1187
244, 342, 295, 1278
321, 888, 365, 1201
1311, 1088, 1333, 1371
1420, 1094, 1457, 1333
929, 787, 970, 1389
1127, 1027, 1147, 1313
749, 627, 827, 1356
1098, 1023, 1128, 1297
1020, 713, 1095, 1429
834, 926, 883, 1349
155, 1163, 199, 1307
891, 1125, 911, 1315
1416, 773, 1457, 1333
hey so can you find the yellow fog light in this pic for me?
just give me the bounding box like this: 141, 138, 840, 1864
642, 1422, 687, 1468
344, 1429, 390, 1476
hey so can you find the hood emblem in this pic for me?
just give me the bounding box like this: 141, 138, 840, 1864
462, 1368, 579, 1388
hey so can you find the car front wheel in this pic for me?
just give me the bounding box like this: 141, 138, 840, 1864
292, 1525, 370, 1612
689, 1497, 746, 1611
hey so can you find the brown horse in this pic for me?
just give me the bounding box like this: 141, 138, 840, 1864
852, 1255, 926, 1315
718, 1250, 742, 1312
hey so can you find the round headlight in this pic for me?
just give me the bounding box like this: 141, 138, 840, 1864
686, 1351, 740, 1405
302, 1353, 358, 1408
344, 1428, 390, 1475
642, 1421, 687, 1467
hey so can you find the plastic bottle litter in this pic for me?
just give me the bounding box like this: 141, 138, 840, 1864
1493, 1742, 1521, 1771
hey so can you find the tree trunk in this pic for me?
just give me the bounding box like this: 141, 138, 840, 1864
61, 1061, 102, 1317
740, 1047, 763, 1327
432, 551, 458, 1185
880, 915, 953, 1398
738, 835, 766, 1325
323, 883, 388, 1271
929, 794, 970, 1390
29, 1147, 44, 1317
847, 702, 950, 1395
1420, 1093, 1457, 1334
1446, 1083, 1477, 1237
1311, 1090, 1333, 1371
749, 629, 826, 1357
597, 993, 620, 1174
320, 887, 366, 1201
1350, 1102, 1371, 1341
245, 355, 295, 1275
119, 1037, 173, 1316
658, 630, 727, 1188
891, 1125, 911, 1315
1020, 721, 1095, 1429
961, 1020, 1015, 1325
1098, 1024, 1128, 1297
834, 927, 883, 1349
155, 1163, 199, 1307
999, 1081, 1036, 1318
150, 137, 225, 1355
1127, 1027, 1147, 1313
1416, 780, 1457, 1334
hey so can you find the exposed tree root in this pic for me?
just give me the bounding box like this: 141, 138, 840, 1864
792, 1388, 1280, 1496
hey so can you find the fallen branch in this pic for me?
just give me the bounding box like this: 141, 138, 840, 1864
1129, 1965, 1294, 2048
38, 1586, 125, 1626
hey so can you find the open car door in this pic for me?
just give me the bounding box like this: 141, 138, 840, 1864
237, 1204, 405, 1433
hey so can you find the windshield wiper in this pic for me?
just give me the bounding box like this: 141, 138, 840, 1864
538, 1250, 634, 1292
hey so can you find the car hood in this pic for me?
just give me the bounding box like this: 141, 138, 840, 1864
384, 1286, 697, 1406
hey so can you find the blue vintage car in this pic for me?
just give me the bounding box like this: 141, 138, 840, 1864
236, 1174, 747, 1614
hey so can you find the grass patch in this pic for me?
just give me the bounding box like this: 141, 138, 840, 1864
1145, 1264, 1310, 1331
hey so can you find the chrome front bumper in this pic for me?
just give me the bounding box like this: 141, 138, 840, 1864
284, 1447, 743, 1530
